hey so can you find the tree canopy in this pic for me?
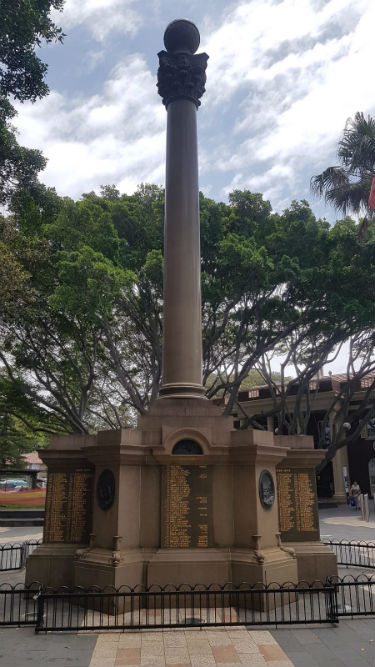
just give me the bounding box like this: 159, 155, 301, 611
0, 0, 65, 207
0, 0, 65, 102
1, 185, 373, 462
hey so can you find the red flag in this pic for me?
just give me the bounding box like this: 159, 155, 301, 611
369, 176, 375, 211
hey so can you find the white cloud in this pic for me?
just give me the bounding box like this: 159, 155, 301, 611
199, 0, 372, 211
14, 56, 165, 198
55, 0, 142, 41
12, 0, 373, 215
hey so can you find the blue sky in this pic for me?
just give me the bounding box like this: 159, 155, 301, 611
13, 0, 372, 223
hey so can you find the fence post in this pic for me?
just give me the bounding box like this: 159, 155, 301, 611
20, 544, 27, 569
364, 494, 369, 522
35, 590, 45, 633
325, 585, 339, 625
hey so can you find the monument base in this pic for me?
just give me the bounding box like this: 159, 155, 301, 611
74, 548, 157, 590
26, 398, 336, 593
285, 541, 337, 582
72, 546, 298, 590
26, 543, 80, 588
147, 548, 231, 586
230, 547, 298, 587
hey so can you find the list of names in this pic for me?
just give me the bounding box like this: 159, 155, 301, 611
163, 465, 212, 548
277, 467, 319, 541
44, 468, 93, 544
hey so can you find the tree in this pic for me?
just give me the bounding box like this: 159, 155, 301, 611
1, 186, 373, 445
0, 374, 50, 465
233, 209, 374, 432
0, 99, 46, 205
311, 112, 375, 216
0, 0, 65, 205
0, 0, 65, 102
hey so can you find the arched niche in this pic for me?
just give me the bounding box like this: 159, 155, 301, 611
172, 439, 203, 455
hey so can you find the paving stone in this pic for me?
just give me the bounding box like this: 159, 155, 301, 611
238, 654, 266, 667
248, 631, 276, 645
118, 634, 142, 648
280, 651, 319, 667
189, 656, 216, 667
96, 634, 121, 643
114, 648, 141, 666
163, 633, 187, 648
206, 631, 232, 646
90, 658, 115, 667
258, 643, 292, 663
211, 645, 241, 664
165, 647, 191, 664
92, 644, 118, 658
140, 656, 166, 667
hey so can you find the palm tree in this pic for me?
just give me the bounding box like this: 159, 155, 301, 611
311, 112, 375, 216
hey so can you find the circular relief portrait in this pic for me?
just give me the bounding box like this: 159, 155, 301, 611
96, 469, 116, 511
258, 470, 275, 510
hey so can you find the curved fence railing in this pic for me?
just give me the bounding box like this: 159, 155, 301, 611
0, 575, 374, 630
0, 540, 41, 571
323, 539, 375, 569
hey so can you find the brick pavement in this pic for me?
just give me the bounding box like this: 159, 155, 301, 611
88, 628, 292, 667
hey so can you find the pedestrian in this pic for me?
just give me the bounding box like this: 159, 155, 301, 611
349, 480, 361, 509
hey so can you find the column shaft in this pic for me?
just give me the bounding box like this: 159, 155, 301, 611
160, 98, 204, 397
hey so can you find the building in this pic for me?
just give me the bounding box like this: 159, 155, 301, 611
21, 451, 47, 487
235, 373, 375, 501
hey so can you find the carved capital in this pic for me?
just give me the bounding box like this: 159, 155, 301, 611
157, 50, 208, 108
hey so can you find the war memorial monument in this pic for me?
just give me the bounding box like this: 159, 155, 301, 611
26, 20, 337, 590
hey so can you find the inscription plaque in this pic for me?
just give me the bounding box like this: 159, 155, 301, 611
43, 468, 93, 543
162, 465, 213, 548
276, 467, 319, 541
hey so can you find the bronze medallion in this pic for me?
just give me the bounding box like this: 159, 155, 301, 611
96, 469, 115, 511
259, 470, 275, 510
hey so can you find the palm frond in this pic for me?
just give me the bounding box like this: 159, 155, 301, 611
311, 111, 375, 216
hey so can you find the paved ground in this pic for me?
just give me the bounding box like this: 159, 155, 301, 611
0, 525, 42, 543
319, 503, 375, 542
0, 505, 374, 667
0, 621, 373, 667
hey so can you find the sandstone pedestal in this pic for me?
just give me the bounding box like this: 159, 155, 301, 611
27, 399, 300, 590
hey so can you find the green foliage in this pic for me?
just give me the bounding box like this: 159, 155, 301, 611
0, 98, 47, 205
311, 112, 375, 216
0, 0, 64, 206
0, 375, 49, 465
1, 182, 373, 436
0, 0, 65, 102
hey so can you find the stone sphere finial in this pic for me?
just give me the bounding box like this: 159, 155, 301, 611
164, 19, 200, 54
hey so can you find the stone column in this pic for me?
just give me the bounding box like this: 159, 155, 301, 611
332, 445, 349, 503
157, 20, 208, 399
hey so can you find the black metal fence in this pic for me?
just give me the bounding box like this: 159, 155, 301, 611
0, 540, 41, 571
0, 582, 42, 626
0, 576, 373, 631
328, 574, 375, 617
323, 539, 375, 569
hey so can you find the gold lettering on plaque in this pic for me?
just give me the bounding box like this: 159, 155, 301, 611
163, 465, 212, 548
277, 467, 319, 541
44, 469, 93, 543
